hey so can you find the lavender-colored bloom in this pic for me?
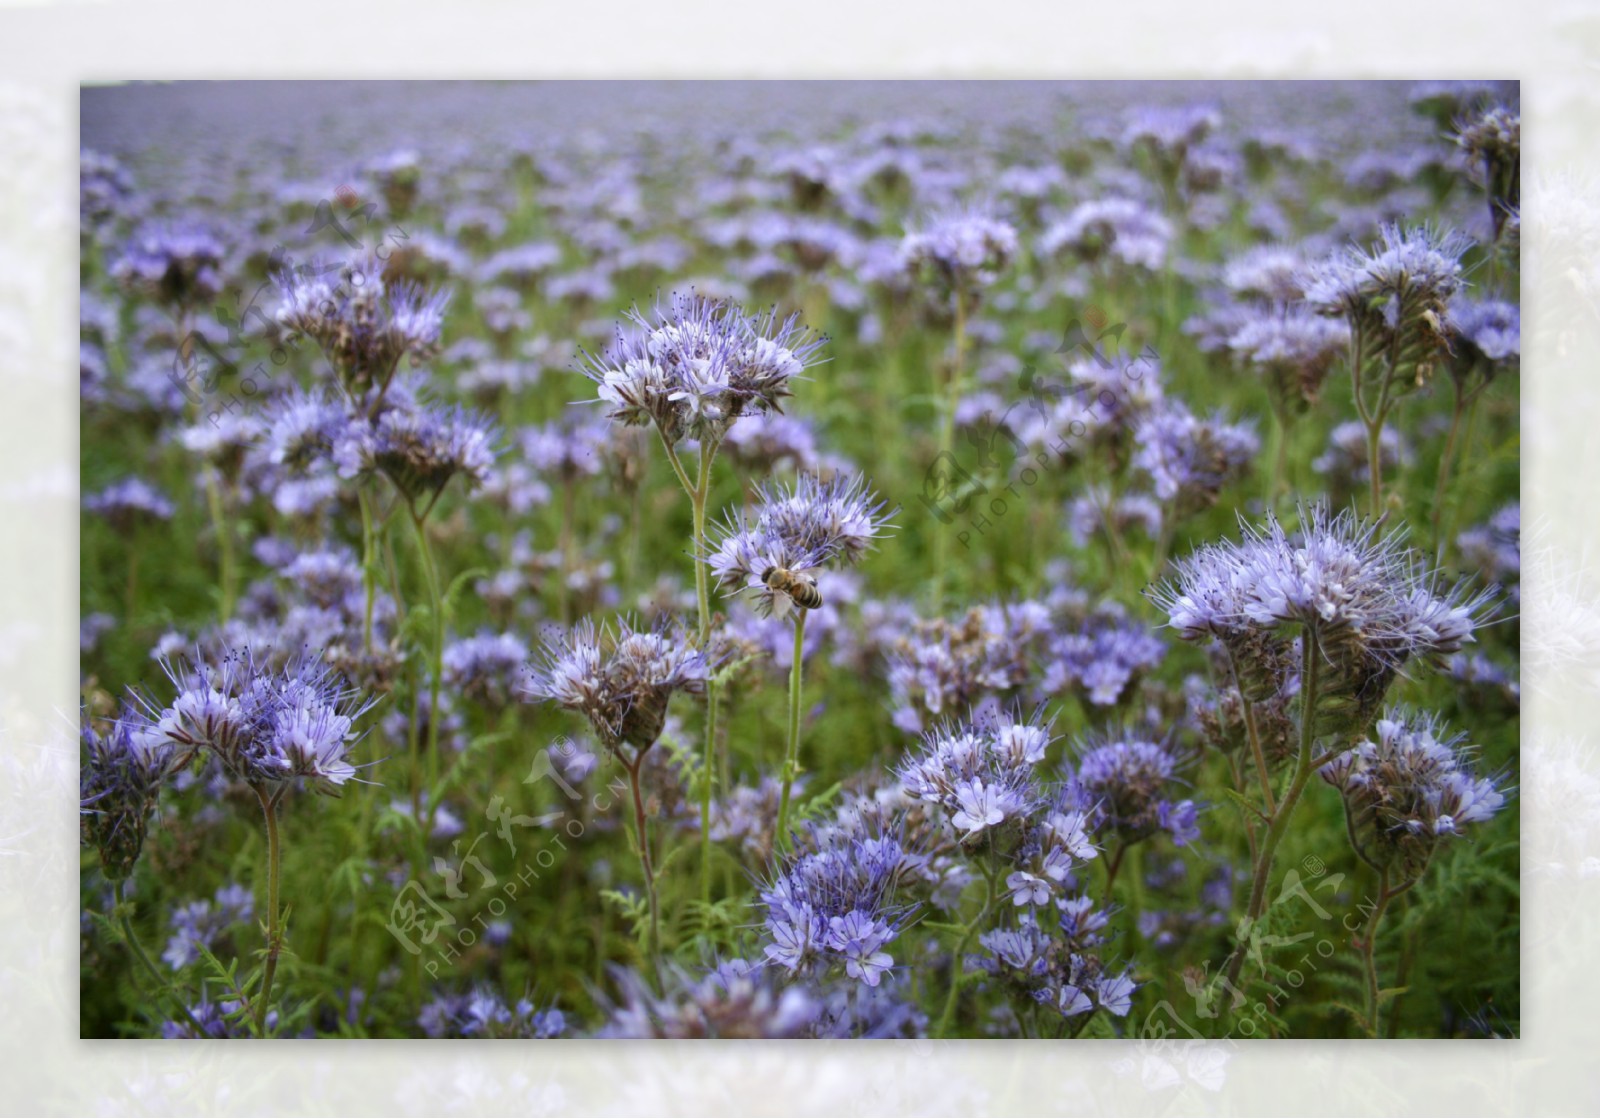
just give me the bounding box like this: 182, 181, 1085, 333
1446, 298, 1521, 370
1302, 223, 1471, 327
1321, 708, 1510, 879
598, 960, 822, 1039
130, 647, 378, 794
523, 616, 708, 753
162, 883, 255, 969
1121, 104, 1221, 159
275, 253, 450, 396
1227, 306, 1349, 412
759, 820, 914, 987
262, 389, 350, 473
899, 708, 1051, 844
1073, 732, 1197, 847
707, 473, 894, 620
112, 221, 226, 311
80, 710, 183, 879
1132, 402, 1258, 516
1150, 504, 1496, 732
1457, 503, 1520, 594
417, 985, 565, 1039
899, 205, 1019, 293
1041, 199, 1172, 270
334, 401, 498, 504
84, 477, 176, 529
578, 293, 825, 446
443, 631, 529, 709
1039, 610, 1165, 708
1222, 243, 1313, 304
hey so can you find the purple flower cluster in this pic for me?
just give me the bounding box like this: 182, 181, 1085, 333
162, 883, 255, 969
80, 710, 185, 880
899, 708, 1054, 844
579, 292, 825, 446
759, 822, 914, 988
276, 253, 450, 396
1069, 732, 1200, 847
1320, 709, 1509, 879
417, 985, 566, 1038
131, 648, 378, 794
523, 616, 709, 754
707, 473, 894, 620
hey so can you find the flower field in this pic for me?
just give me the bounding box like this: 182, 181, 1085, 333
78, 80, 1520, 1039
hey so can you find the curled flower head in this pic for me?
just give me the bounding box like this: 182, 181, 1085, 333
579, 292, 826, 446
1303, 225, 1471, 396
1132, 402, 1258, 517
1320, 708, 1510, 880
334, 400, 498, 506
1041, 198, 1172, 271
1069, 731, 1199, 847
522, 616, 709, 754
1149, 504, 1497, 732
80, 709, 184, 880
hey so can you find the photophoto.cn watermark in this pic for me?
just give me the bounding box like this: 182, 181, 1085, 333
1138, 852, 1388, 1053
385, 735, 629, 978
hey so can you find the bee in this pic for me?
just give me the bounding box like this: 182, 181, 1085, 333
761, 565, 823, 613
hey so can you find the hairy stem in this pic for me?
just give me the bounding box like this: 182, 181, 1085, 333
933, 283, 968, 612
1361, 866, 1392, 1038
774, 610, 809, 850
406, 509, 445, 833
253, 784, 283, 1037
625, 753, 661, 975
1226, 627, 1319, 986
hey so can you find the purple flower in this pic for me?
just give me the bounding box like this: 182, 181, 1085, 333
523, 616, 708, 753
578, 292, 825, 446
1321, 708, 1509, 878
112, 221, 226, 311
131, 647, 378, 795
275, 253, 449, 396
707, 473, 895, 620
899, 708, 1050, 844
80, 709, 183, 879
759, 821, 914, 988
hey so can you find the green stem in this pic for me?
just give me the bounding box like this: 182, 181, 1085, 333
253, 784, 283, 1037
1361, 866, 1392, 1038
774, 610, 809, 850
203, 466, 236, 622
933, 283, 968, 612
113, 879, 208, 1037
624, 752, 661, 975
1226, 649, 1278, 817
406, 509, 445, 834
1431, 386, 1467, 560
1226, 627, 1319, 986
936, 852, 997, 1038
358, 487, 377, 651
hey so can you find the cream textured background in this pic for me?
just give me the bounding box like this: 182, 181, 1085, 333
0, 3, 1590, 1114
